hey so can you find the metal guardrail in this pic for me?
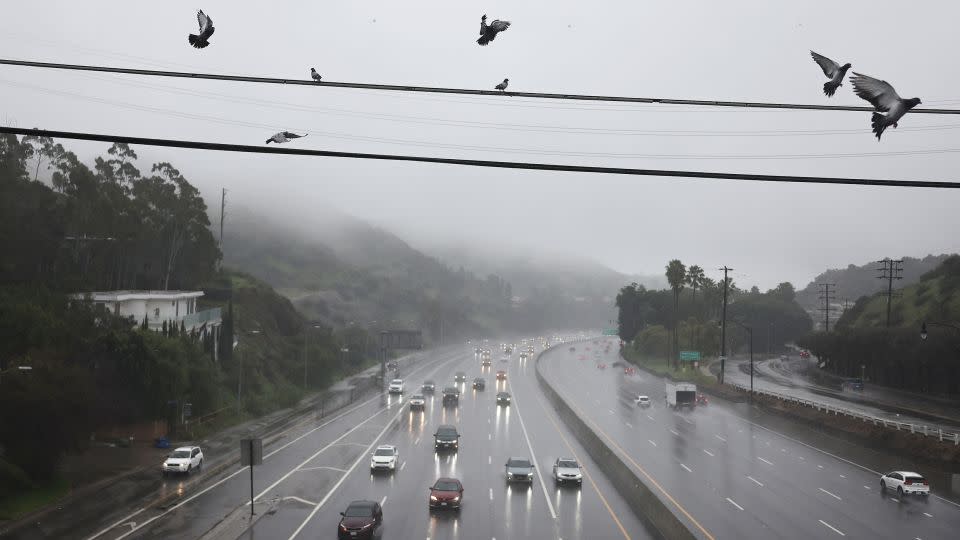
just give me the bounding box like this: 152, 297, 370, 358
729, 382, 960, 446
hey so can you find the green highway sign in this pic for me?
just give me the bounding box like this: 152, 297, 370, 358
602, 329, 618, 336
679, 351, 701, 361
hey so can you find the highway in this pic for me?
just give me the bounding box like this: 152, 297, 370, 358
87, 340, 655, 540
539, 337, 960, 540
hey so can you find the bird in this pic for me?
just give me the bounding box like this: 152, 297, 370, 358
188, 10, 215, 49
265, 132, 307, 144
495, 78, 509, 92
310, 68, 322, 82
478, 15, 511, 46
809, 51, 851, 97
850, 72, 922, 140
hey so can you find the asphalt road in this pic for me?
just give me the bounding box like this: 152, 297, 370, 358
89, 340, 655, 540
539, 337, 960, 540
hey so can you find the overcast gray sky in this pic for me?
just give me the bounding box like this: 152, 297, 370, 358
2, 0, 958, 290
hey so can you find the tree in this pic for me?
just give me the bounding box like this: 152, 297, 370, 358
21, 133, 53, 182
665, 260, 686, 368
686, 265, 705, 314
770, 282, 796, 303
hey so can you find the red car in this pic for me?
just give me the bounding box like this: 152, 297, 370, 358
696, 393, 708, 406
429, 477, 463, 510
496, 370, 507, 381
597, 363, 606, 369
799, 350, 811, 359
624, 367, 635, 375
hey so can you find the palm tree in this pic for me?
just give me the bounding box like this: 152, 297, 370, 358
686, 265, 705, 314
665, 260, 686, 369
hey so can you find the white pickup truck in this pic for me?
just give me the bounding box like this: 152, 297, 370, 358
665, 381, 697, 409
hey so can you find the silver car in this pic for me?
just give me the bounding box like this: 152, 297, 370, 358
552, 457, 582, 485
505, 457, 535, 483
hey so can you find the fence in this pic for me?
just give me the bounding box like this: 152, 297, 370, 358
728, 382, 960, 446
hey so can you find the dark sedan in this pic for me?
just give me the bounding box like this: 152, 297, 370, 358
338, 500, 383, 539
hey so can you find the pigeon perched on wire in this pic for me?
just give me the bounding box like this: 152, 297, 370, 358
809, 51, 850, 97
265, 132, 308, 145
495, 78, 509, 92
188, 10, 215, 49
850, 72, 921, 140
310, 68, 322, 82
478, 15, 510, 46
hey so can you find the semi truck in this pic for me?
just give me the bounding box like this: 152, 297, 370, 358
665, 381, 697, 409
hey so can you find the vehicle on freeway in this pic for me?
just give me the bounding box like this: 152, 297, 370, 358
799, 350, 811, 358
596, 363, 606, 369
472, 377, 486, 390
429, 477, 464, 510
481, 356, 492, 367
842, 378, 864, 391
409, 394, 426, 411
338, 500, 383, 539
505, 457, 535, 483
162, 446, 203, 476
496, 391, 511, 406
434, 424, 460, 451
880, 471, 930, 499
421, 380, 436, 394
519, 352, 528, 360
696, 393, 709, 406
624, 367, 635, 375
666, 381, 697, 409
635, 395, 651, 407
553, 458, 583, 485
454, 371, 467, 383
388, 378, 404, 394
386, 360, 398, 371
442, 386, 460, 406
370, 444, 399, 472
569, 346, 576, 352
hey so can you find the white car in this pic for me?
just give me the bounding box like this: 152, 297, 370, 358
635, 395, 651, 407
409, 394, 426, 411
880, 471, 930, 498
553, 457, 583, 485
388, 379, 404, 394
162, 446, 203, 476
370, 445, 399, 472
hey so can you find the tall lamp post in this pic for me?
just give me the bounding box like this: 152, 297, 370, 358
920, 321, 960, 340
729, 319, 754, 403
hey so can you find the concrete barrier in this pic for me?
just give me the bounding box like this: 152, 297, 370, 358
535, 349, 695, 540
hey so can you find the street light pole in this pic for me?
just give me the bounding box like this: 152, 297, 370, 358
729, 319, 753, 403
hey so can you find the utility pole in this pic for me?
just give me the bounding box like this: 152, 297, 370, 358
876, 258, 903, 328
219, 188, 227, 258
818, 283, 837, 332
719, 266, 732, 384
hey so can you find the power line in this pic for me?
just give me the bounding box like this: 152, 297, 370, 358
3, 126, 959, 188
818, 283, 837, 332
876, 258, 904, 327
2, 57, 959, 115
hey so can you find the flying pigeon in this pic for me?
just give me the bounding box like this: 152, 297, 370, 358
311, 68, 322, 82
809, 51, 851, 97
265, 132, 307, 144
850, 72, 921, 140
478, 15, 510, 46
495, 78, 509, 92
188, 10, 215, 49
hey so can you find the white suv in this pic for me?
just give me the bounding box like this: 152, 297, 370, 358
162, 446, 203, 476
370, 445, 399, 472
635, 395, 651, 407
388, 379, 404, 393
880, 471, 930, 498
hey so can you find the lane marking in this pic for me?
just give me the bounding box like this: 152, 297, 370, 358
289, 397, 407, 539
839, 474, 845, 479
863, 486, 871, 490
817, 465, 824, 469
780, 448, 787, 453
489, 488, 494, 501
747, 476, 763, 487
283, 496, 317, 506
400, 461, 406, 471
798, 456, 805, 461
646, 414, 654, 421
818, 519, 846, 536
758, 457, 773, 465
726, 497, 744, 511
414, 437, 420, 445
669, 429, 680, 436
380, 495, 387, 507
648, 439, 657, 447
507, 381, 557, 520
715, 435, 727, 442
86, 508, 146, 540
923, 512, 933, 518
680, 464, 692, 473
818, 488, 842, 501
488, 433, 492, 440
488, 456, 492, 465
297, 466, 347, 473
703, 449, 715, 457
625, 422, 633, 428
608, 409, 615, 414
889, 497, 900, 503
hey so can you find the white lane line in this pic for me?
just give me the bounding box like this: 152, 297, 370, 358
507, 382, 558, 520
380, 495, 387, 507
818, 488, 842, 501
297, 466, 348, 473
703, 449, 715, 457
86, 508, 146, 540
747, 476, 763, 487
798, 456, 805, 461
889, 497, 900, 503
726, 497, 744, 511
648, 439, 657, 447
488, 456, 492, 465
414, 437, 420, 445
683, 417, 695, 425
646, 414, 654, 421
283, 496, 317, 506
288, 399, 406, 539
839, 474, 845, 479
923, 512, 933, 518
817, 465, 824, 469
625, 422, 633, 428
400, 461, 407, 471
669, 429, 680, 436
608, 409, 615, 414
780, 448, 787, 453
715, 435, 727, 442
863, 486, 871, 490
680, 464, 692, 473
489, 488, 493, 501
818, 519, 846, 536
758, 457, 774, 465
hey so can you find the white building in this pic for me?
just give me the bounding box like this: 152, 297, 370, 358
71, 290, 223, 358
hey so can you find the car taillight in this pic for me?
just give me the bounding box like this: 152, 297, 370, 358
905, 479, 913, 485
923, 480, 929, 485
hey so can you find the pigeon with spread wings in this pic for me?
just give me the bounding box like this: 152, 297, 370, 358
188, 10, 215, 49
478, 15, 511, 46
850, 72, 921, 140
809, 51, 850, 97
266, 132, 307, 145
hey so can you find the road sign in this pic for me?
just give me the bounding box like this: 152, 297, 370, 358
379, 330, 423, 350
679, 351, 701, 362
602, 329, 617, 336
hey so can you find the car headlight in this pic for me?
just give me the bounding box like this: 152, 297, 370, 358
360, 522, 372, 530
339, 523, 348, 531
452, 496, 460, 502
430, 495, 438, 501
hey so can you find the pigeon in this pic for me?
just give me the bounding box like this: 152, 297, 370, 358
478, 15, 510, 46
310, 68, 322, 82
809, 51, 851, 97
188, 10, 215, 49
265, 132, 307, 144
495, 78, 509, 92
850, 72, 921, 140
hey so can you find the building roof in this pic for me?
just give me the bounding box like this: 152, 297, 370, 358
72, 290, 204, 302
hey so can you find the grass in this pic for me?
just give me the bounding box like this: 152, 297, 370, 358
622, 348, 718, 387
0, 476, 70, 520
